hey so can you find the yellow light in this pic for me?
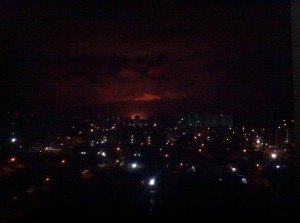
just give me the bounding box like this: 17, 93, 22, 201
271, 153, 277, 159
10, 157, 16, 162
61, 159, 66, 164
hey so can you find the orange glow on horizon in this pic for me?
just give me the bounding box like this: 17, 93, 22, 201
129, 112, 147, 119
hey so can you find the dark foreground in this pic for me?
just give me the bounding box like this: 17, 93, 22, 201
0, 154, 299, 222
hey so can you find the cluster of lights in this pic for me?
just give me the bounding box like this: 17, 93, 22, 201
131, 135, 134, 144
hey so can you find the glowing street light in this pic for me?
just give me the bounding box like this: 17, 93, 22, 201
149, 178, 155, 186
131, 163, 138, 169
271, 153, 277, 159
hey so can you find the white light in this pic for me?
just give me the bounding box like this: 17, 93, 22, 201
149, 178, 155, 186
101, 152, 106, 157
271, 153, 277, 159
11, 138, 17, 143
80, 151, 86, 155
276, 165, 280, 169
241, 178, 248, 184
190, 166, 196, 172
231, 167, 237, 172
131, 163, 137, 168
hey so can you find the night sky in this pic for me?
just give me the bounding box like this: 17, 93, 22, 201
0, 1, 292, 116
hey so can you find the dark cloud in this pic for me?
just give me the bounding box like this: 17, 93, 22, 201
0, 1, 292, 115
134, 93, 161, 101
119, 68, 141, 80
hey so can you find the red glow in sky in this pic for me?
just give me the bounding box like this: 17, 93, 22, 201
134, 93, 161, 101
1, 1, 292, 115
